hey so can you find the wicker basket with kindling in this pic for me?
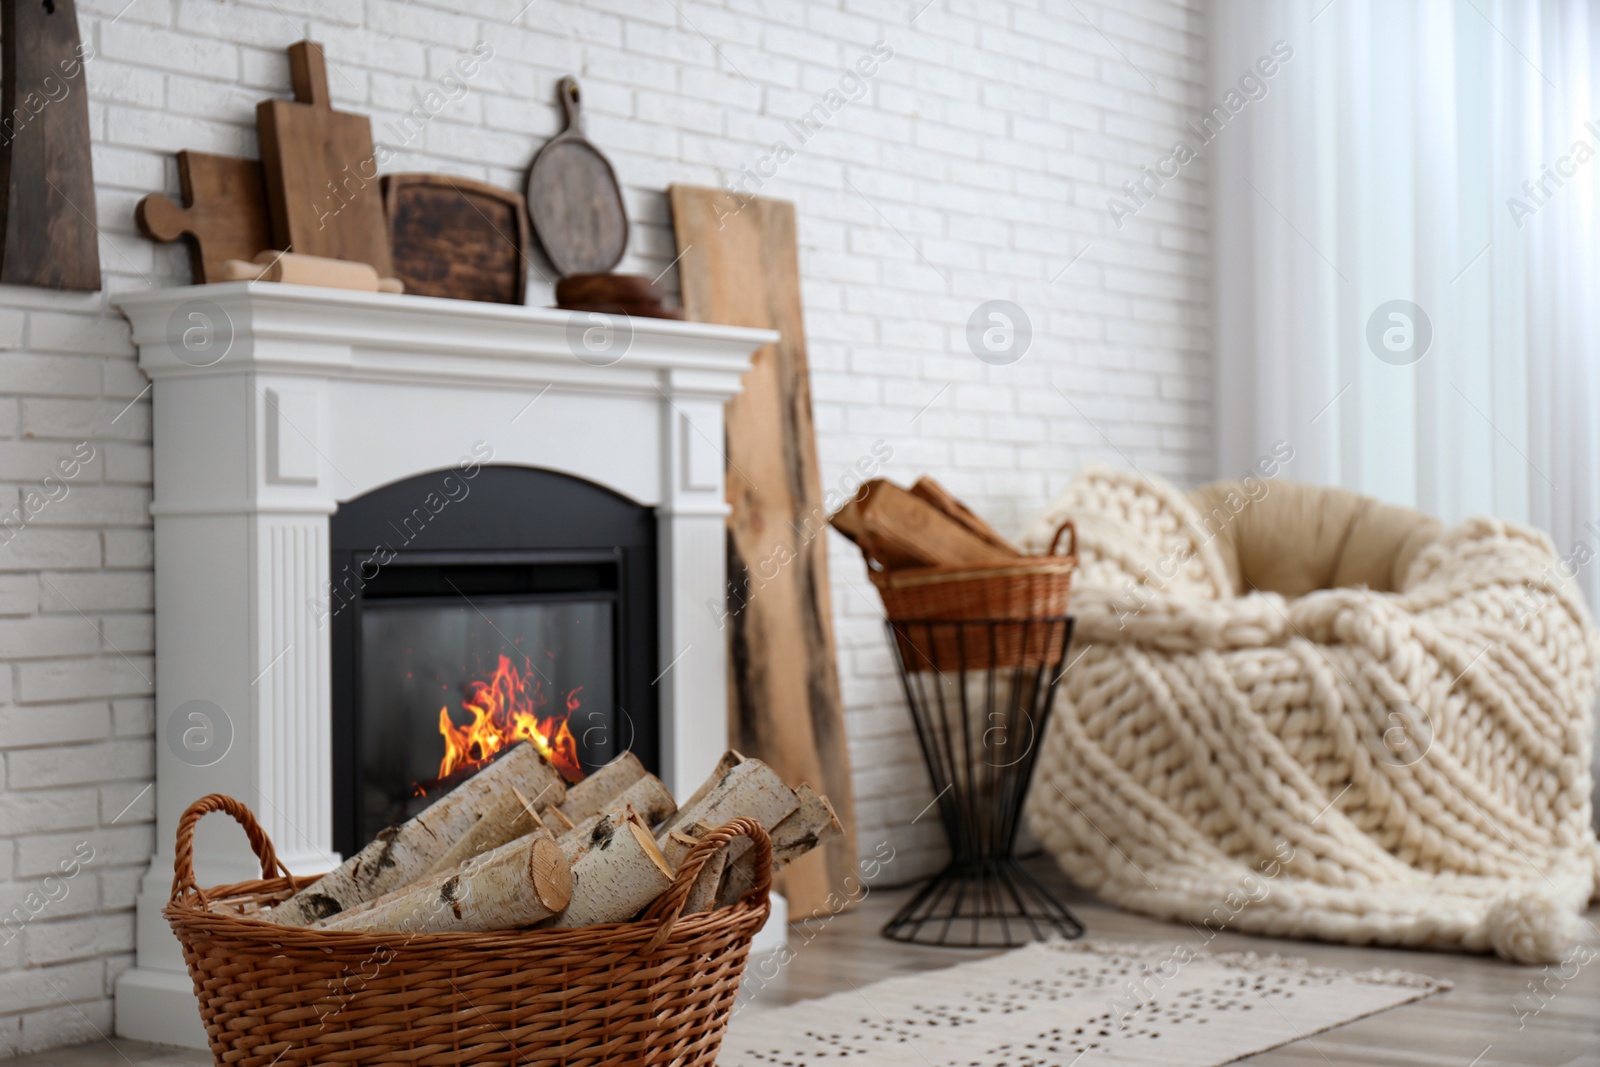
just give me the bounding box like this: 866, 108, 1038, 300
165, 794, 771, 1067
868, 519, 1077, 670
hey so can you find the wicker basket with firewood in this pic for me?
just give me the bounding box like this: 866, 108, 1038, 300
165, 743, 841, 1067
831, 476, 1077, 670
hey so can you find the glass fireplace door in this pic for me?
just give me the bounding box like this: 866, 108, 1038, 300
329, 466, 659, 857
355, 595, 616, 846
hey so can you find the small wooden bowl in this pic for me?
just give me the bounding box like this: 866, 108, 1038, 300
556, 272, 685, 320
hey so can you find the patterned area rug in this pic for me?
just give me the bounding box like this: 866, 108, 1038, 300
719, 940, 1449, 1066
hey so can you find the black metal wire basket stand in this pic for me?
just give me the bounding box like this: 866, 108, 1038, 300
881, 615, 1084, 948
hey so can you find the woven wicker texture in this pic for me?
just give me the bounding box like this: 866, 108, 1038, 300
874, 520, 1076, 669
1019, 466, 1600, 964
165, 795, 771, 1066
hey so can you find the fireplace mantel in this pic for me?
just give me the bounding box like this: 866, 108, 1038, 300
113, 282, 776, 1045
122, 282, 773, 511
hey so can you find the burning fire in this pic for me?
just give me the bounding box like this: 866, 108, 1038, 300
436, 653, 585, 783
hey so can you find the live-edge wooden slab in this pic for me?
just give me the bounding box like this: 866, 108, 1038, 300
670, 184, 858, 919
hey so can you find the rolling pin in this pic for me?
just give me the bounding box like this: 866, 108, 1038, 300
222, 251, 404, 293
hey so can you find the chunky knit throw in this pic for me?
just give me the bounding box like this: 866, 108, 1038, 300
1019, 466, 1600, 963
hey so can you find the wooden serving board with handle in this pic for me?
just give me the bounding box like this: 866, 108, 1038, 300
256, 40, 393, 276
383, 174, 529, 303
136, 152, 273, 284
525, 77, 627, 277
0, 0, 100, 290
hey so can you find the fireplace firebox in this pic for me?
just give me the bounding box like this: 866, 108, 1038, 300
329, 466, 659, 855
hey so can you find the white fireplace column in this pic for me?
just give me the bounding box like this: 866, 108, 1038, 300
112, 283, 774, 1047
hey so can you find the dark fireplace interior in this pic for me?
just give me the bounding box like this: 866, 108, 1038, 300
329, 465, 658, 856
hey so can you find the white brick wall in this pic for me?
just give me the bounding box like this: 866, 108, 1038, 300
0, 0, 1209, 1053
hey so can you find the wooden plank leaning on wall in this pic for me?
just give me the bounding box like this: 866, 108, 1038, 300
669, 185, 860, 918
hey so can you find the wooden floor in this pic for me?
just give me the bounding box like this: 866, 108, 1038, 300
18, 860, 1600, 1066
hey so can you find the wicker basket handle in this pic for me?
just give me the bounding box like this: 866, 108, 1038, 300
641, 816, 772, 953
170, 794, 292, 906
1048, 518, 1077, 558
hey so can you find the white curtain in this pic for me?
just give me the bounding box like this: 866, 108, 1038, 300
1211, 0, 1600, 609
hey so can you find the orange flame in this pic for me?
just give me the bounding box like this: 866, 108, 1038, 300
436, 653, 584, 783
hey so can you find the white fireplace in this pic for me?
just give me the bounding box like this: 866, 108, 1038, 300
110, 282, 776, 1046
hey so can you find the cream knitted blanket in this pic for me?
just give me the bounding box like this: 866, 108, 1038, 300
1020, 466, 1600, 963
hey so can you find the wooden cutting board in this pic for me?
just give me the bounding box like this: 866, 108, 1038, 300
526, 77, 627, 277
383, 174, 529, 303
0, 0, 100, 290
669, 184, 858, 918
256, 40, 393, 276
136, 152, 273, 284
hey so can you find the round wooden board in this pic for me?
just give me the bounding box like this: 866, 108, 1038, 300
526, 78, 628, 276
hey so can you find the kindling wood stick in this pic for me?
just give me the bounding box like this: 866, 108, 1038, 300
909, 475, 1019, 553
542, 804, 576, 833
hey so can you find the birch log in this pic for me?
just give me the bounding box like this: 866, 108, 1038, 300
426, 784, 548, 875
769, 784, 844, 864
546, 811, 675, 928
267, 742, 565, 925
657, 758, 798, 868
310, 826, 540, 929
558, 810, 623, 864
319, 829, 571, 933
554, 771, 676, 871
560, 773, 677, 851
657, 750, 743, 837
557, 751, 647, 823
717, 783, 843, 907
